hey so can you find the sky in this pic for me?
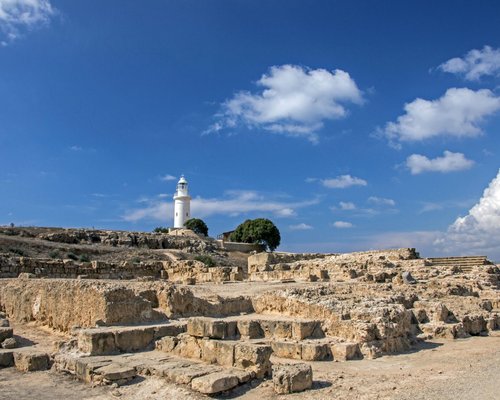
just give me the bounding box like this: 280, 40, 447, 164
1, 0, 500, 259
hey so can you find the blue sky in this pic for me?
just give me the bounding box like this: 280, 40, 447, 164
1, 0, 500, 258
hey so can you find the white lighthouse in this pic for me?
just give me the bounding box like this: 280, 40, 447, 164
173, 175, 191, 228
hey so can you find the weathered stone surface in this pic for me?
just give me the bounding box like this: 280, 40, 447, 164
331, 342, 362, 361
237, 320, 263, 339
271, 341, 302, 360
0, 351, 14, 367
78, 330, 116, 355
301, 342, 331, 361
187, 317, 236, 339
234, 343, 272, 378
0, 327, 13, 342
0, 318, 9, 327
201, 339, 235, 367
1, 337, 17, 349
292, 320, 323, 340
165, 364, 220, 384
272, 363, 313, 394
94, 363, 136, 381
402, 271, 417, 284
191, 371, 239, 394
155, 336, 178, 352
14, 351, 50, 372
114, 327, 154, 353
173, 334, 202, 359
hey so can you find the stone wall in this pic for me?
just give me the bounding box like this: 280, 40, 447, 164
216, 241, 264, 253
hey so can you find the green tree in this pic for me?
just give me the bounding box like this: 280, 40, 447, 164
153, 226, 169, 233
229, 218, 281, 251
185, 218, 209, 236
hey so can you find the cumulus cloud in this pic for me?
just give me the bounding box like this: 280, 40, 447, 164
289, 223, 313, 231
160, 174, 177, 181
367, 196, 396, 206
339, 201, 356, 210
207, 64, 363, 143
123, 190, 318, 222
406, 150, 474, 175
0, 0, 55, 45
380, 88, 500, 147
332, 221, 353, 228
435, 169, 500, 258
321, 175, 367, 189
438, 46, 500, 81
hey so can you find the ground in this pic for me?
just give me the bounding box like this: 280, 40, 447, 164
1, 323, 499, 400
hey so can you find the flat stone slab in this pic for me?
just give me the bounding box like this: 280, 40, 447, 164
14, 351, 50, 372
94, 363, 137, 381
272, 363, 313, 394
191, 370, 240, 394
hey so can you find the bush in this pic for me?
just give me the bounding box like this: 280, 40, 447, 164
49, 250, 60, 259
194, 255, 216, 267
184, 218, 209, 236
153, 226, 169, 234
79, 254, 91, 262
8, 248, 25, 256
229, 218, 281, 252
66, 253, 78, 261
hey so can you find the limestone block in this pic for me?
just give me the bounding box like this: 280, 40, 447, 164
271, 341, 302, 360
272, 363, 313, 394
0, 327, 13, 342
114, 327, 154, 352
462, 315, 486, 335
191, 371, 240, 394
0, 318, 9, 327
331, 342, 361, 361
78, 330, 116, 355
234, 343, 272, 378
301, 342, 331, 361
229, 367, 254, 383
166, 364, 220, 385
292, 321, 323, 340
201, 339, 235, 367
173, 334, 202, 359
187, 317, 234, 339
260, 320, 292, 339
0, 351, 14, 367
486, 317, 496, 331
237, 320, 263, 339
155, 336, 178, 353
2, 337, 17, 349
14, 351, 50, 372
94, 363, 136, 381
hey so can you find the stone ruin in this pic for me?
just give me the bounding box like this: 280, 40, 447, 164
0, 226, 499, 396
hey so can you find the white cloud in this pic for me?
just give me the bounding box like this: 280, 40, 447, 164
438, 46, 500, 81
339, 201, 356, 210
321, 175, 367, 189
380, 88, 500, 146
289, 223, 313, 231
0, 0, 55, 45
435, 169, 500, 259
332, 221, 353, 229
69, 145, 82, 151
368, 196, 396, 206
160, 174, 177, 181
123, 190, 319, 222
207, 64, 363, 143
406, 150, 474, 175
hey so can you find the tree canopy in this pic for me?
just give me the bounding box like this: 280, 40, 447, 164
184, 218, 209, 236
229, 218, 280, 251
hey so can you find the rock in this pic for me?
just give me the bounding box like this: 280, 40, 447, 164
14, 351, 50, 372
237, 320, 263, 339
191, 371, 239, 394
0, 351, 14, 367
402, 271, 417, 284
0, 327, 13, 342
94, 363, 137, 381
234, 343, 273, 378
2, 337, 17, 349
301, 342, 331, 361
201, 339, 235, 367
272, 363, 313, 394
18, 272, 36, 279
0, 319, 10, 327
331, 342, 362, 361
271, 341, 302, 360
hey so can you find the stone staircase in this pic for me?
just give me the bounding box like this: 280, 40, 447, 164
426, 256, 491, 272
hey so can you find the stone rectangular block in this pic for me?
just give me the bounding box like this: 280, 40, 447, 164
272, 363, 312, 394
291, 321, 323, 340
77, 330, 116, 355
271, 341, 302, 360
0, 351, 14, 367
114, 327, 154, 353
331, 342, 361, 361
201, 339, 235, 367
234, 343, 272, 378
191, 371, 239, 394
237, 320, 263, 339
14, 351, 50, 372
301, 342, 331, 361
0, 327, 13, 342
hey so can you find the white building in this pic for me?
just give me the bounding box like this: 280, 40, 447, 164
173, 175, 191, 228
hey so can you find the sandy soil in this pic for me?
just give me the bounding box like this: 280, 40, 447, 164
1, 323, 499, 400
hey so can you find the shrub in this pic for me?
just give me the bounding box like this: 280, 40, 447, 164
49, 250, 60, 259
79, 254, 91, 262
66, 253, 78, 261
194, 255, 216, 267
184, 218, 209, 236
153, 226, 169, 234
229, 218, 281, 252
8, 248, 25, 256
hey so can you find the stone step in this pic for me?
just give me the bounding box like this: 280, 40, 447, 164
426, 256, 489, 267
186, 315, 325, 341
77, 321, 187, 355
54, 350, 254, 395
271, 339, 362, 362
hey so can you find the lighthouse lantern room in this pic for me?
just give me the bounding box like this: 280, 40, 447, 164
173, 175, 191, 228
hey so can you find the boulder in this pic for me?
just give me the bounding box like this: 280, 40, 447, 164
234, 343, 272, 378
0, 351, 14, 367
402, 271, 417, 284
191, 371, 239, 394
0, 327, 13, 342
0, 319, 10, 327
2, 337, 17, 349
272, 363, 313, 394
14, 351, 50, 372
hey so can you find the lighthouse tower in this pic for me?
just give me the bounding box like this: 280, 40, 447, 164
173, 175, 191, 228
